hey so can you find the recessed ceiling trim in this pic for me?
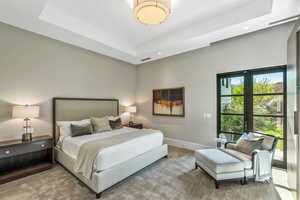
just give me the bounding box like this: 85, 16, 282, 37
269, 14, 300, 26
0, 0, 298, 65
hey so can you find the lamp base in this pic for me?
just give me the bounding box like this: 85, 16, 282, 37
22, 133, 32, 142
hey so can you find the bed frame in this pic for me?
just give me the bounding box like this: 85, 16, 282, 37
52, 98, 168, 199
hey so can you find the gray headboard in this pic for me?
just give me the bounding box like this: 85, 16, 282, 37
52, 98, 119, 145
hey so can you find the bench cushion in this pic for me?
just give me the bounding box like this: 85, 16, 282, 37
222, 149, 252, 169
195, 149, 245, 173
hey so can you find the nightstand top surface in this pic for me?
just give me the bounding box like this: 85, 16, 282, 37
0, 135, 52, 147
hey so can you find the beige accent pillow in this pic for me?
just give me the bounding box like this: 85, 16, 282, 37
235, 138, 263, 155
91, 116, 112, 133
261, 135, 275, 150
249, 132, 275, 150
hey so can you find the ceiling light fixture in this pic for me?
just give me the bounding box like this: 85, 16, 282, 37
134, 0, 171, 25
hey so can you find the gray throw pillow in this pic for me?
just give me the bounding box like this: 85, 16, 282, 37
70, 124, 92, 137
235, 137, 263, 155
109, 118, 123, 129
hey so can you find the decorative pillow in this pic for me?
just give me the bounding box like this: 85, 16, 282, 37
91, 116, 112, 133
70, 124, 92, 137
235, 137, 263, 155
57, 119, 91, 138
109, 117, 123, 129
249, 132, 275, 150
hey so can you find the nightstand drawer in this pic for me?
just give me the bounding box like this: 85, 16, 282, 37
31, 140, 52, 152
0, 147, 15, 159
0, 139, 52, 159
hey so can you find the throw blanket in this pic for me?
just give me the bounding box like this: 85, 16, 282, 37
254, 150, 272, 182
73, 129, 154, 179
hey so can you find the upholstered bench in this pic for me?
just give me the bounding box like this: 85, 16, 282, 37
194, 148, 249, 188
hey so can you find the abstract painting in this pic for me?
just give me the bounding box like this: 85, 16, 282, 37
153, 87, 185, 117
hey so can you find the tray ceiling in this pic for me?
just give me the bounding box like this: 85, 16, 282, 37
0, 0, 299, 64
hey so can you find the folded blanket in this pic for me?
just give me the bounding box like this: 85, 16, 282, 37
253, 150, 272, 182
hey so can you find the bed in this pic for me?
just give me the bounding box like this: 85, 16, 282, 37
52, 98, 168, 199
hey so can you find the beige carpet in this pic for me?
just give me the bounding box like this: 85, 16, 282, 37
0, 147, 280, 200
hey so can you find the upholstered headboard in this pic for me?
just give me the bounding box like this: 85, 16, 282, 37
52, 98, 119, 145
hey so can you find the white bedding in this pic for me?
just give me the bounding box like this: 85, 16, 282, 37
61, 127, 163, 171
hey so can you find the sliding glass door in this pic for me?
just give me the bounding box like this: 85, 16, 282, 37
217, 66, 287, 168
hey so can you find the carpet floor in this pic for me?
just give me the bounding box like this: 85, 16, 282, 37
0, 146, 280, 200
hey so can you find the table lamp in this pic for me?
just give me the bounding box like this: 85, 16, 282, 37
12, 105, 40, 142
125, 106, 137, 125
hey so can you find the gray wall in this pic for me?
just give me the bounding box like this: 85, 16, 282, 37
287, 20, 300, 200
0, 22, 136, 140
136, 23, 294, 147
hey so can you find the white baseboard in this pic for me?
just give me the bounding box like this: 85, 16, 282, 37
164, 137, 213, 151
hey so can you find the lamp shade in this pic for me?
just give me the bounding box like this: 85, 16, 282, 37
125, 106, 137, 113
12, 105, 40, 119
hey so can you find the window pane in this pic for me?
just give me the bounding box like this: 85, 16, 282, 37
221, 115, 244, 133
221, 96, 244, 114
221, 76, 244, 95
253, 116, 283, 137
253, 95, 284, 115
274, 139, 284, 161
253, 72, 283, 94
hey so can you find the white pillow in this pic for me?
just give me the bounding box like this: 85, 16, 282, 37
57, 119, 91, 138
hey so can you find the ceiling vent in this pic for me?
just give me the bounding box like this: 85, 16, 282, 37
141, 57, 152, 62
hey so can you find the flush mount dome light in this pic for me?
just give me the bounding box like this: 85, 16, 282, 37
134, 0, 171, 25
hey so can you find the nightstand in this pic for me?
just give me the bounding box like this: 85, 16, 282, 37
125, 123, 143, 129
0, 135, 53, 184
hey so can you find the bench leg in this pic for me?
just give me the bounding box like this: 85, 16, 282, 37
240, 176, 248, 185
195, 162, 198, 169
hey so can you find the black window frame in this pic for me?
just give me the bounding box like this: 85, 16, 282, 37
217, 65, 287, 169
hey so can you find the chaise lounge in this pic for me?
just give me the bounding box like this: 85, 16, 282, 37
195, 132, 278, 188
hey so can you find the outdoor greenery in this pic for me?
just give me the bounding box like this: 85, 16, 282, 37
221, 77, 284, 150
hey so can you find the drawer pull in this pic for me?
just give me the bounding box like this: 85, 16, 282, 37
41, 144, 45, 148
5, 150, 10, 154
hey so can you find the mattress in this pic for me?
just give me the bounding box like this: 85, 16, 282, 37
61, 127, 163, 171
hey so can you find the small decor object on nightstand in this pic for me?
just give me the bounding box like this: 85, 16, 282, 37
12, 105, 40, 142
125, 106, 137, 125
216, 133, 228, 148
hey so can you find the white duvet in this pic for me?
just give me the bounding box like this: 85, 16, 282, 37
61, 127, 163, 171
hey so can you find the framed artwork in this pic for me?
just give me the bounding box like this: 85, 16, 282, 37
153, 87, 185, 117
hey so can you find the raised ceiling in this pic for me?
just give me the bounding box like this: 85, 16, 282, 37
0, 0, 299, 64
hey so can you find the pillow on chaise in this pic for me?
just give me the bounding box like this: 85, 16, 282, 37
235, 137, 263, 155
248, 132, 275, 150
